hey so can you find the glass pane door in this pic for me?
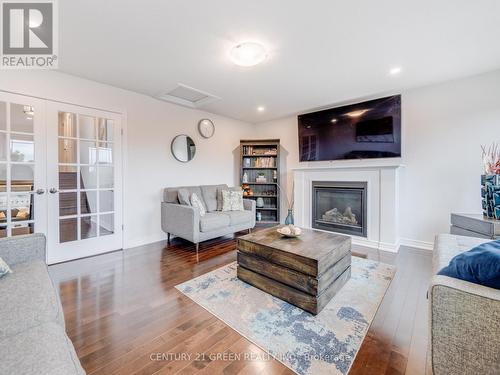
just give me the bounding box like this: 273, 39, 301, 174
47, 103, 122, 264
0, 94, 46, 241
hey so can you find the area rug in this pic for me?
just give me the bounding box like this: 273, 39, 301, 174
176, 257, 395, 375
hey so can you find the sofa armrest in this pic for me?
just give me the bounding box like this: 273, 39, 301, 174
428, 275, 500, 375
243, 199, 256, 212
243, 199, 256, 228
0, 233, 46, 266
161, 203, 200, 243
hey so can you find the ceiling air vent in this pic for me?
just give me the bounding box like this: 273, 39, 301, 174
156, 84, 220, 108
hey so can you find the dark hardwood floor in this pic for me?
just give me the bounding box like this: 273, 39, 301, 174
49, 230, 432, 375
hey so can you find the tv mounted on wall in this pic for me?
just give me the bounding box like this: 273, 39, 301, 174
298, 95, 401, 162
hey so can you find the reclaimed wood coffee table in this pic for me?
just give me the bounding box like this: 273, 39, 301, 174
237, 226, 351, 315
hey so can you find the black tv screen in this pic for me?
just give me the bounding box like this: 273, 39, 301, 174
298, 95, 401, 162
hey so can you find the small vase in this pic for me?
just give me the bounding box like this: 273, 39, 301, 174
285, 209, 294, 225
256, 197, 264, 208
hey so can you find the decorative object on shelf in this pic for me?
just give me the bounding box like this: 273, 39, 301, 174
256, 197, 264, 208
242, 184, 253, 196
171, 135, 196, 162
242, 171, 248, 183
256, 172, 267, 183
273, 170, 277, 182
480, 143, 500, 219
481, 174, 500, 219
481, 142, 500, 175
243, 158, 251, 168
256, 212, 262, 221
277, 224, 302, 238
198, 118, 215, 138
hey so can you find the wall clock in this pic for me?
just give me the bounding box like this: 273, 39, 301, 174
198, 119, 215, 138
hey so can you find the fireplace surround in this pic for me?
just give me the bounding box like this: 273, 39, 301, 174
312, 181, 367, 237
293, 163, 402, 252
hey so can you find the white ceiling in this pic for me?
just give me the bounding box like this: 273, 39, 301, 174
59, 0, 500, 123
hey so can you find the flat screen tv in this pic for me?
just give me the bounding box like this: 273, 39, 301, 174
298, 95, 401, 162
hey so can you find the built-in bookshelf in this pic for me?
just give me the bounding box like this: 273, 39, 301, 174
240, 139, 280, 225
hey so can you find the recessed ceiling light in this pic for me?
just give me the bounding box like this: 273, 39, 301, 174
257, 106, 265, 112
230, 42, 267, 67
389, 66, 402, 76
330, 118, 338, 123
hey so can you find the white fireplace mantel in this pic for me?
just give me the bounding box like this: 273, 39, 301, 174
293, 164, 403, 252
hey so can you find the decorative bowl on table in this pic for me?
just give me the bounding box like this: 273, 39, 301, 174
277, 225, 302, 238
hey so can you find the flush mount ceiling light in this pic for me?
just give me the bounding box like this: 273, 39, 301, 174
389, 66, 402, 76
257, 106, 265, 112
230, 42, 267, 67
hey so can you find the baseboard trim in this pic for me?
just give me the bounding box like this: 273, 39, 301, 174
400, 238, 434, 251
124, 234, 168, 249
351, 237, 400, 253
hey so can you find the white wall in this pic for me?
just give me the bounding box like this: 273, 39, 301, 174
254, 70, 500, 248
0, 70, 252, 248
2, 68, 499, 250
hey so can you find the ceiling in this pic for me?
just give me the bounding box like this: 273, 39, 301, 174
59, 0, 500, 123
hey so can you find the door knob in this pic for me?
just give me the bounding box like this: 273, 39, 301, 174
36, 188, 45, 195
49, 188, 58, 194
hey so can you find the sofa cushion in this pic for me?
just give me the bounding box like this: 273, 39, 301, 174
190, 192, 206, 217
0, 260, 64, 340
221, 189, 244, 211
0, 257, 12, 278
177, 188, 191, 206
201, 184, 228, 212
164, 186, 207, 210
217, 187, 241, 211
438, 240, 500, 289
200, 212, 230, 232
223, 210, 253, 226
0, 322, 85, 375
433, 234, 487, 275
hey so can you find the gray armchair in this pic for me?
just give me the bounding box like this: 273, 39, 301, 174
428, 234, 500, 375
161, 185, 256, 261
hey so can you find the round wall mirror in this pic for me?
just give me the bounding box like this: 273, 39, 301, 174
171, 135, 196, 162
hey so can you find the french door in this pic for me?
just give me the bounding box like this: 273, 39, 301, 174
46, 102, 122, 264
0, 92, 46, 240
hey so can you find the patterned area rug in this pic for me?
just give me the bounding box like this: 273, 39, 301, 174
176, 257, 395, 375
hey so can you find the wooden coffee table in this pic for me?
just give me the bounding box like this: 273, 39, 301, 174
237, 226, 351, 315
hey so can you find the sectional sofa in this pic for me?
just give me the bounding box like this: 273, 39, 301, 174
0, 234, 85, 375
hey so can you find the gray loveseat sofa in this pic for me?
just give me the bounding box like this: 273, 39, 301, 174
161, 184, 256, 261
0, 234, 85, 375
428, 234, 500, 375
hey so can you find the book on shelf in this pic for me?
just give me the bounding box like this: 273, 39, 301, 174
254, 157, 275, 168
242, 145, 278, 156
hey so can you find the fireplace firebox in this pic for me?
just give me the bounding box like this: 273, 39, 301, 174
312, 181, 367, 237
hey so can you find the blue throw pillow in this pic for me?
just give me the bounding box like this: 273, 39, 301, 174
438, 240, 500, 289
